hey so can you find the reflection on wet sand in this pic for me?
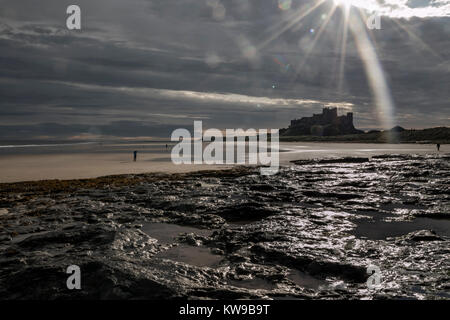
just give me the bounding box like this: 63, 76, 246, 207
0, 153, 448, 299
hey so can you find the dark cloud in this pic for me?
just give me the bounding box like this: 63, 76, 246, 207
0, 0, 448, 140
0, 121, 194, 140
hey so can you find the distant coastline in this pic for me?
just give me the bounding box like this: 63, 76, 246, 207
280, 126, 450, 143
279, 107, 449, 144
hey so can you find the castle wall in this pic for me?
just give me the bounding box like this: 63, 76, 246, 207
287, 108, 360, 136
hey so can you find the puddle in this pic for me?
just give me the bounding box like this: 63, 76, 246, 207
141, 223, 213, 245
155, 245, 223, 267
228, 277, 277, 290
352, 217, 450, 240
143, 223, 222, 267
287, 270, 328, 290
379, 202, 427, 212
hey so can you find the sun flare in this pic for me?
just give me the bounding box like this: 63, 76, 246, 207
333, 0, 353, 8
333, 0, 383, 13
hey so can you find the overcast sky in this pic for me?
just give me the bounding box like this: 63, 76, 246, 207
0, 0, 449, 140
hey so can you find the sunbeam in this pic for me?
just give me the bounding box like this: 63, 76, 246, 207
347, 11, 396, 138
337, 3, 350, 93
295, 4, 339, 73
280, 0, 399, 133
390, 18, 443, 61
257, 0, 326, 50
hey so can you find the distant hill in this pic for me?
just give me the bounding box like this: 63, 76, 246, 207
280, 127, 450, 143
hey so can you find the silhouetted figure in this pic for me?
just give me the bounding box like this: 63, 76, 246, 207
133, 150, 138, 161
165, 144, 168, 150
437, 144, 440, 152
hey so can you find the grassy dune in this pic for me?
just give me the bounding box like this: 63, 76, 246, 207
280, 127, 450, 144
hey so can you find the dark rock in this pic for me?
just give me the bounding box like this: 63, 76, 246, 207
249, 184, 276, 192
214, 203, 279, 222
317, 157, 369, 164
0, 235, 12, 242
0, 153, 448, 299
291, 157, 369, 165
401, 230, 444, 242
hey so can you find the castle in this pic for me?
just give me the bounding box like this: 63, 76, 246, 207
281, 107, 362, 136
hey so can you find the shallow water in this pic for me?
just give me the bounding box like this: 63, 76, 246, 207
155, 245, 223, 267
143, 223, 221, 267
287, 270, 328, 290
352, 217, 450, 240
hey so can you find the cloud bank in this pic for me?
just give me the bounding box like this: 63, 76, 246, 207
0, 0, 448, 139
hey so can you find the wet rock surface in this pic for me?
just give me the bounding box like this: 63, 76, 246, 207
0, 154, 449, 300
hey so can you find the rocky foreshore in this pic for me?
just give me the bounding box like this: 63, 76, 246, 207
0, 154, 449, 299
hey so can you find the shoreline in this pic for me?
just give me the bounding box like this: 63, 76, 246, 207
280, 126, 450, 143
280, 138, 449, 143
0, 142, 445, 183
0, 166, 251, 195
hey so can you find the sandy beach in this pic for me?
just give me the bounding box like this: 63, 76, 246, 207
0, 142, 444, 183
0, 142, 225, 183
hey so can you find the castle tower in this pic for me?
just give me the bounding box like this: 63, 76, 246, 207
347, 112, 353, 123
322, 107, 338, 122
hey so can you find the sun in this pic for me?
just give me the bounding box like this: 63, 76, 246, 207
333, 0, 380, 11
333, 0, 356, 8
334, 0, 353, 7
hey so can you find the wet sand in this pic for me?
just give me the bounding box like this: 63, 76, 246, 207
0, 142, 230, 182
0, 142, 444, 183
0, 152, 230, 183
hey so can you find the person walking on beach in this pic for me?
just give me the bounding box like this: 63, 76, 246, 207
436, 144, 440, 152
133, 150, 138, 161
